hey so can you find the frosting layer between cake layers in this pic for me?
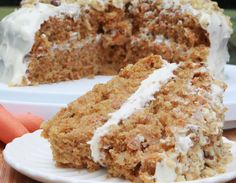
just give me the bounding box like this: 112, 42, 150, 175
89, 60, 178, 164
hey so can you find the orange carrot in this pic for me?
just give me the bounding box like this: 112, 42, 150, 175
15, 113, 44, 133
0, 105, 29, 144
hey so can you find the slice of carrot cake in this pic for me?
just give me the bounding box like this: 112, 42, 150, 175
0, 0, 232, 85
42, 55, 232, 182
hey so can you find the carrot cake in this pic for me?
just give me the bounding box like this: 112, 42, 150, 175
0, 0, 232, 85
42, 55, 232, 182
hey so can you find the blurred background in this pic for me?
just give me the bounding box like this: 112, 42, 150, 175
0, 0, 236, 65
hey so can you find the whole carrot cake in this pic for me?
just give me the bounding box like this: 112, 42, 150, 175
42, 55, 232, 182
0, 0, 232, 85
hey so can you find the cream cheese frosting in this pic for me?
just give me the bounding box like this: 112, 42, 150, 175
0, 3, 80, 85
89, 59, 178, 164
22, 0, 130, 10
154, 131, 193, 182
175, 135, 193, 154
154, 157, 177, 183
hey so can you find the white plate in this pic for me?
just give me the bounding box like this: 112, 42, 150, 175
0, 65, 236, 128
3, 130, 236, 183
0, 76, 113, 104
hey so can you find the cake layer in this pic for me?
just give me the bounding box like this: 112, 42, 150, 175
0, 0, 232, 85
42, 55, 165, 170
42, 55, 232, 182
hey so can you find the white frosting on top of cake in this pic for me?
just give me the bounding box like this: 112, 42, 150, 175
22, 0, 131, 10
161, 0, 233, 79
0, 3, 80, 85
89, 60, 178, 164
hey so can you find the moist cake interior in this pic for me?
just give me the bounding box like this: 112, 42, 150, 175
26, 2, 210, 85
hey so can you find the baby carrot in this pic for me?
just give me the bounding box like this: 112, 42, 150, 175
0, 105, 29, 144
15, 113, 44, 133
